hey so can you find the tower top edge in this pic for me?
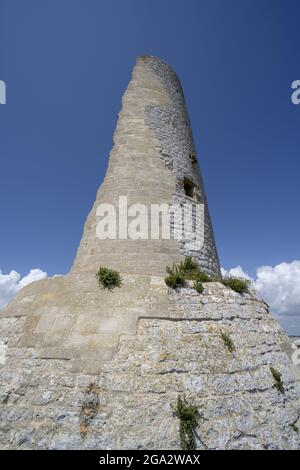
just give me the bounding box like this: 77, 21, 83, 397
136, 55, 178, 74
134, 55, 183, 92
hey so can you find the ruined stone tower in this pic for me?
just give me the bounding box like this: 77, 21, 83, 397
0, 56, 299, 450
71, 55, 220, 278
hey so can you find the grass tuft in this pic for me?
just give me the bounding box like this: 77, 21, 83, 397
173, 396, 198, 450
270, 366, 284, 393
220, 331, 235, 354
96, 266, 123, 290
193, 279, 204, 294
221, 276, 250, 294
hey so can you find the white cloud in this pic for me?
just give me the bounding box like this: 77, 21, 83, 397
0, 268, 47, 310
19, 269, 47, 289
254, 262, 300, 316
221, 265, 252, 280
222, 261, 300, 335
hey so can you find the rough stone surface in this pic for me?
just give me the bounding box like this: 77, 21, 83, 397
143, 57, 220, 276
0, 56, 299, 449
0, 283, 299, 449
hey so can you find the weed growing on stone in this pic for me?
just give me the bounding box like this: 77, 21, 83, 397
192, 271, 212, 282
165, 257, 250, 298
96, 267, 123, 290
193, 279, 204, 294
270, 367, 284, 393
179, 256, 199, 273
165, 256, 208, 292
221, 276, 249, 294
189, 153, 197, 164
220, 331, 235, 354
173, 396, 198, 450
165, 271, 185, 289
289, 423, 299, 433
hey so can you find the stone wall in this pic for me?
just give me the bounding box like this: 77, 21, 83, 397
0, 282, 299, 449
144, 56, 220, 276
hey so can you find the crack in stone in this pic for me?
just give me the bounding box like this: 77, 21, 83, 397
156, 368, 188, 375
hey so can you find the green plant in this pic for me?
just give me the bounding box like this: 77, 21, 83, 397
165, 258, 251, 295
173, 396, 198, 450
289, 423, 299, 433
220, 331, 235, 354
180, 256, 199, 273
189, 153, 197, 164
170, 256, 199, 280
166, 263, 181, 276
165, 271, 185, 289
165, 260, 188, 289
193, 271, 212, 282
270, 367, 284, 393
193, 279, 204, 294
221, 276, 250, 294
165, 257, 218, 291
96, 266, 123, 290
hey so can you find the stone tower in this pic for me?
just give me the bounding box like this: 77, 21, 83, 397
71, 55, 220, 278
0, 56, 299, 450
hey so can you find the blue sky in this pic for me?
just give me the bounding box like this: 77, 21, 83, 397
0, 1, 299, 332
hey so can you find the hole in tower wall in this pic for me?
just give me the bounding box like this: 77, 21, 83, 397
183, 178, 195, 198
